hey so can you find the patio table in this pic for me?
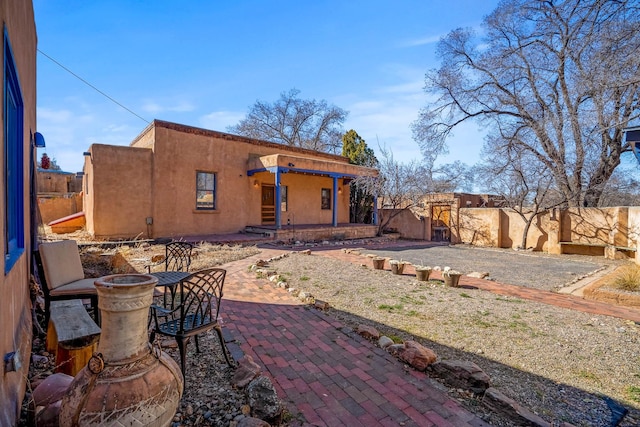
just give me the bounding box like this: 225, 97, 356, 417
148, 271, 190, 308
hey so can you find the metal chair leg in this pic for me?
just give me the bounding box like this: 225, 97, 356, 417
214, 324, 234, 367
176, 336, 189, 376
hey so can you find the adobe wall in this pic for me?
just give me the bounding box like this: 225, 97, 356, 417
392, 203, 640, 259
383, 209, 428, 240
0, 1, 36, 424
86, 144, 153, 239
37, 170, 73, 193
38, 194, 83, 224
459, 208, 501, 247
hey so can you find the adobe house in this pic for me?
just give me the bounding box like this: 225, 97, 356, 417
83, 120, 379, 241
0, 1, 39, 424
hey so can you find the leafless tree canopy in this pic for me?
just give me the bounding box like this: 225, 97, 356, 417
413, 0, 640, 207
228, 89, 348, 154
478, 136, 568, 248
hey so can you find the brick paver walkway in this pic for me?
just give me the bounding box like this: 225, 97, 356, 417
217, 242, 640, 426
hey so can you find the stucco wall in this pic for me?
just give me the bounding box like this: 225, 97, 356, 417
395, 203, 639, 255
561, 208, 617, 244
38, 194, 83, 224
88, 144, 153, 239
0, 1, 36, 424
383, 209, 428, 240
37, 170, 74, 193
459, 208, 501, 247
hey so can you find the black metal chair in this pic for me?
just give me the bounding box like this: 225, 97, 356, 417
149, 268, 234, 377
146, 241, 193, 307
146, 241, 193, 273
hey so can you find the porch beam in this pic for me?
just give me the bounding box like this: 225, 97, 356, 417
247, 166, 362, 179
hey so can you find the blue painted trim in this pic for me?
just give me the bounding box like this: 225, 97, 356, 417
332, 177, 338, 227
247, 165, 363, 179
373, 196, 378, 225
275, 168, 282, 229
4, 28, 25, 274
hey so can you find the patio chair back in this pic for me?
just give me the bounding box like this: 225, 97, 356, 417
165, 241, 193, 272
34, 240, 99, 325
38, 240, 85, 289
150, 267, 233, 376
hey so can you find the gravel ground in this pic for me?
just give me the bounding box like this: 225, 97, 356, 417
22, 240, 640, 426
360, 243, 623, 291
269, 249, 640, 427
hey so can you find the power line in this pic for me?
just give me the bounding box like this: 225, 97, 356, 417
37, 49, 150, 124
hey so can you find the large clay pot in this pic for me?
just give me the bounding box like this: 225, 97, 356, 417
59, 274, 184, 427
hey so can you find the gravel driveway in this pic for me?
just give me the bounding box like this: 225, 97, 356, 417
361, 243, 621, 291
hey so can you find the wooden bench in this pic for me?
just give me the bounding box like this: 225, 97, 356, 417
45, 299, 101, 376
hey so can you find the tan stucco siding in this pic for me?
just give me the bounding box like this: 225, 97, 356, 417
0, 1, 36, 424
149, 127, 351, 237
150, 127, 254, 237
90, 144, 153, 239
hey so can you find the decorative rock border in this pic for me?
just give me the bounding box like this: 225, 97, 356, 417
353, 324, 570, 427
250, 251, 316, 304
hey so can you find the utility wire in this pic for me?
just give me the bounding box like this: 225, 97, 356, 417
37, 49, 150, 124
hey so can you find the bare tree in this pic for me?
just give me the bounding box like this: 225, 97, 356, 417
413, 0, 640, 207
228, 89, 348, 154
478, 135, 568, 249
355, 146, 428, 236
598, 164, 640, 206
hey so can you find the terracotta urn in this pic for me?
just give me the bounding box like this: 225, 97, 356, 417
59, 274, 184, 427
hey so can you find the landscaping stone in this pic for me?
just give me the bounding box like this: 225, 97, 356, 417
236, 416, 271, 427
467, 271, 490, 279
483, 387, 551, 427
246, 376, 282, 421
232, 355, 262, 389
314, 300, 330, 310
31, 372, 74, 427
429, 360, 491, 394
356, 324, 380, 340
378, 336, 394, 349
397, 340, 437, 370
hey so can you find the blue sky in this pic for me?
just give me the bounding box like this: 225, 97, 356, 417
33, 0, 500, 173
